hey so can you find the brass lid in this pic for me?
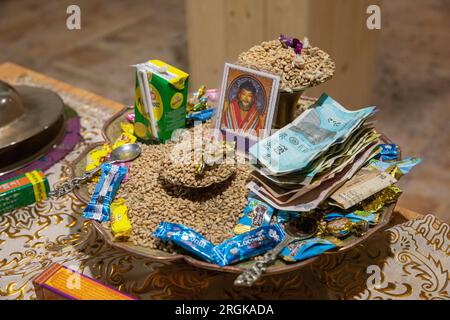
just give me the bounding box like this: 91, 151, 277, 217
0, 81, 65, 175
0, 81, 64, 150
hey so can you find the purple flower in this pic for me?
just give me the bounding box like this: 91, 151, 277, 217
294, 42, 303, 55
279, 34, 293, 47
279, 34, 303, 54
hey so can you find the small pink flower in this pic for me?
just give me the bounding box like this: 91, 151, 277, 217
126, 112, 135, 123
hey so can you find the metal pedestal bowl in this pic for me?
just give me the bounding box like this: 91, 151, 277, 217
70, 102, 398, 277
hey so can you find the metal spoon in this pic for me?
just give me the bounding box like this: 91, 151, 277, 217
234, 216, 319, 287
48, 143, 141, 198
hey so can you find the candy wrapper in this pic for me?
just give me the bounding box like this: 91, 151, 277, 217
318, 216, 369, 239
213, 224, 285, 267
86, 144, 111, 172
277, 210, 301, 224
375, 144, 399, 162
346, 210, 380, 224
186, 85, 217, 126
325, 211, 379, 225
83, 163, 127, 222
152, 222, 216, 263
392, 157, 422, 176
186, 108, 214, 124
367, 159, 393, 174
85, 121, 137, 183
109, 123, 138, 182
110, 198, 132, 241
361, 185, 402, 212
85, 144, 112, 182
328, 185, 403, 226
234, 197, 274, 234
187, 86, 219, 110
368, 157, 422, 180
112, 132, 137, 150
280, 238, 336, 262
192, 97, 209, 112
110, 132, 136, 183
120, 121, 135, 136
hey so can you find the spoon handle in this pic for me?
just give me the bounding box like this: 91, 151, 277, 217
234, 235, 293, 287
48, 166, 101, 198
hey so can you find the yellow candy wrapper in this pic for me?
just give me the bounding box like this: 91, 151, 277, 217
110, 198, 132, 241
112, 132, 137, 150
362, 185, 402, 212
120, 121, 135, 136
86, 144, 111, 171
86, 144, 112, 181
85, 120, 137, 184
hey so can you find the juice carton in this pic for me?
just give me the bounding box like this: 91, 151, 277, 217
134, 60, 189, 143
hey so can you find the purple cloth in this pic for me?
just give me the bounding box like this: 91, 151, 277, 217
0, 116, 81, 181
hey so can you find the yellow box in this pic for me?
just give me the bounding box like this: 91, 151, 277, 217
33, 263, 137, 300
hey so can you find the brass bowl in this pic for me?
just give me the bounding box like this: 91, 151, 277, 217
275, 71, 333, 128
275, 89, 305, 128
71, 101, 398, 275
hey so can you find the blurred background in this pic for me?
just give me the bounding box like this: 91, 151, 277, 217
0, 0, 449, 222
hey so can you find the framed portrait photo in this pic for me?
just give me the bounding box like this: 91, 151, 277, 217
215, 63, 280, 143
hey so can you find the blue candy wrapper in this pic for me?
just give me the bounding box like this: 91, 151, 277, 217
213, 224, 286, 267
186, 108, 214, 123
394, 157, 422, 175
323, 213, 346, 221
325, 211, 378, 224
281, 238, 336, 262
367, 158, 393, 173
346, 210, 379, 224
234, 197, 274, 234
368, 157, 422, 179
277, 210, 301, 224
375, 144, 399, 161
152, 222, 216, 263
83, 163, 127, 222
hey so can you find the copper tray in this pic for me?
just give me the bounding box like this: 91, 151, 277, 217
71, 102, 398, 275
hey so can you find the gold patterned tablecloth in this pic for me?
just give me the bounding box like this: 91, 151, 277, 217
0, 79, 449, 300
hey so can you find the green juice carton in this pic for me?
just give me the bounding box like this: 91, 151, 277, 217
134, 60, 189, 143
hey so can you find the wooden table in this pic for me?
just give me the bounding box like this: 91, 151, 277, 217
1, 61, 432, 300
0, 62, 123, 112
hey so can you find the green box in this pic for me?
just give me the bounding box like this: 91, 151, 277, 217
134, 59, 189, 143
0, 170, 49, 215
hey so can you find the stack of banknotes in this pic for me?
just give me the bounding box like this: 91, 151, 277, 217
247, 94, 416, 212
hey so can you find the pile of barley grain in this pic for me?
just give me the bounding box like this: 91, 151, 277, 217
237, 39, 335, 92
159, 140, 236, 188
90, 143, 251, 249
160, 159, 236, 189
